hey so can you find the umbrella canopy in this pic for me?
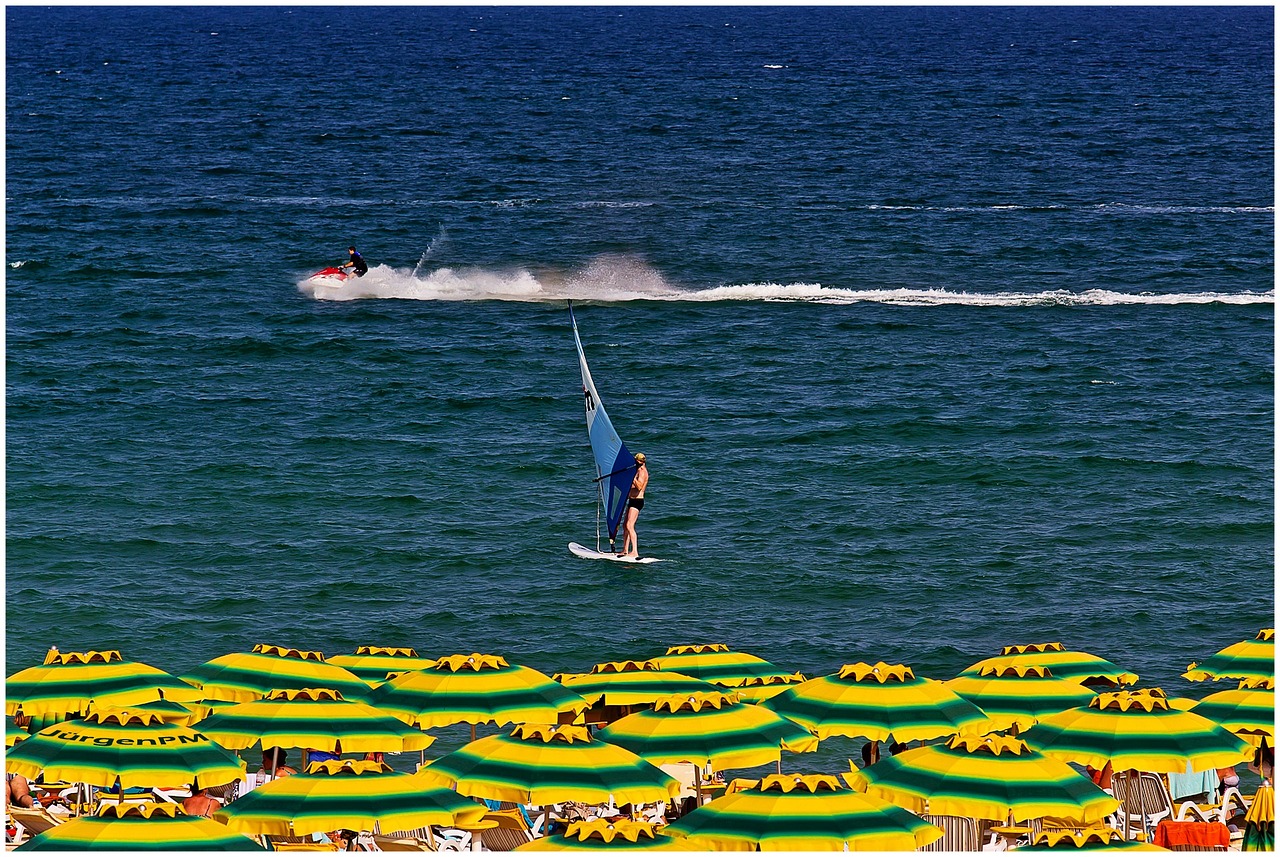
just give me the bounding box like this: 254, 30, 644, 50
731, 675, 808, 704
516, 820, 685, 851
1022, 827, 1168, 851
653, 644, 804, 688
6, 649, 204, 719
761, 662, 989, 742
193, 687, 434, 754
87, 698, 211, 728
325, 646, 438, 686
597, 691, 818, 771
1020, 688, 1253, 773
663, 773, 943, 851
181, 644, 372, 704
416, 723, 681, 806
943, 663, 1098, 732
1179, 678, 1275, 748
555, 660, 722, 707
369, 653, 589, 729
5, 709, 246, 789
14, 803, 265, 851
7, 719, 30, 748
960, 643, 1139, 688
845, 733, 1119, 823
1184, 629, 1275, 683
1243, 782, 1274, 852
214, 759, 486, 837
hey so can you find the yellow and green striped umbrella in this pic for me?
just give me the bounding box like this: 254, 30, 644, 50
416, 723, 681, 805
214, 759, 486, 837
555, 660, 723, 707
663, 773, 943, 851
6, 649, 204, 719
1021, 688, 1253, 773
1184, 629, 1275, 683
326, 646, 438, 686
5, 709, 246, 789
653, 644, 805, 688
192, 687, 434, 754
596, 691, 818, 771
515, 820, 685, 851
181, 644, 372, 704
7, 719, 30, 747
369, 653, 589, 730
761, 662, 990, 742
1022, 827, 1168, 851
845, 733, 1119, 823
943, 663, 1098, 732
732, 674, 809, 703
1178, 678, 1274, 748
87, 697, 211, 728
13, 803, 265, 851
961, 643, 1139, 687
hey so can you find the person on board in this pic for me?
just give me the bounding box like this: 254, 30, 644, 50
619, 452, 648, 559
340, 246, 368, 277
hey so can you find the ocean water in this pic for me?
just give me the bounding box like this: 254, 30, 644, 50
6, 7, 1274, 770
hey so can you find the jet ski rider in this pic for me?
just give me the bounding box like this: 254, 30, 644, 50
341, 246, 368, 277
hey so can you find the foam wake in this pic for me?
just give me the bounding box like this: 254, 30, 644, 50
298, 257, 1273, 307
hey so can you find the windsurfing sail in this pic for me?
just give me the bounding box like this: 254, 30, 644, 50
569, 303, 636, 550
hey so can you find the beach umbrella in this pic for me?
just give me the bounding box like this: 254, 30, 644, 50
596, 691, 818, 772
845, 733, 1119, 823
1021, 827, 1168, 851
6, 648, 204, 719
960, 643, 1139, 687
326, 646, 438, 686
761, 661, 989, 741
214, 759, 486, 837
515, 820, 685, 851
663, 773, 943, 851
181, 644, 372, 704
7, 719, 30, 747
1184, 629, 1275, 683
369, 653, 589, 735
1020, 688, 1253, 773
943, 663, 1098, 732
1177, 677, 1274, 748
555, 660, 723, 707
13, 803, 265, 851
192, 687, 433, 755
653, 644, 805, 688
416, 723, 681, 806
87, 697, 211, 728
5, 708, 246, 789
1243, 782, 1274, 852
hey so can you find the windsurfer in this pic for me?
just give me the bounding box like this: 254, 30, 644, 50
619, 452, 648, 559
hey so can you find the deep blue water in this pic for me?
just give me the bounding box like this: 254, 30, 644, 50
6, 6, 1274, 771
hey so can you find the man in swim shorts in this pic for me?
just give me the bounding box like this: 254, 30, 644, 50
620, 452, 648, 559
341, 246, 368, 277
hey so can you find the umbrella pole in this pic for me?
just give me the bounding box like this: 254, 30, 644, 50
470, 723, 476, 742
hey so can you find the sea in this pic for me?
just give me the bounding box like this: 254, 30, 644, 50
6, 6, 1274, 772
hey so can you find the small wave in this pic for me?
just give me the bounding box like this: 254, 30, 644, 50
299, 262, 1274, 308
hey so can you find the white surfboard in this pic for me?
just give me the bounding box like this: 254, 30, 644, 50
568, 542, 663, 564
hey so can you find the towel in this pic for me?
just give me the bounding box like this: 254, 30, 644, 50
1167, 760, 1220, 801
1153, 820, 1231, 849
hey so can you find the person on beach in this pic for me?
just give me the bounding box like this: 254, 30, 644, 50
182, 784, 222, 818
619, 452, 648, 559
6, 773, 34, 810
258, 748, 298, 780
340, 246, 368, 277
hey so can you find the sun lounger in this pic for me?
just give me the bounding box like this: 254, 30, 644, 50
7, 806, 64, 846
918, 814, 979, 852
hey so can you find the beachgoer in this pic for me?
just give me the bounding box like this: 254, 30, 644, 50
363, 752, 385, 764
1086, 760, 1113, 790
859, 740, 880, 768
340, 246, 368, 277
258, 748, 298, 780
1248, 744, 1273, 783
6, 773, 34, 810
182, 784, 222, 818
888, 741, 907, 756
619, 452, 648, 559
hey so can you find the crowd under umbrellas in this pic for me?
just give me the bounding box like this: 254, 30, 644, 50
1, 632, 1273, 851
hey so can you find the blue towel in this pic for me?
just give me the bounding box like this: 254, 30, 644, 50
1167, 761, 1220, 802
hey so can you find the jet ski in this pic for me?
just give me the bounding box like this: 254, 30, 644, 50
309, 266, 349, 285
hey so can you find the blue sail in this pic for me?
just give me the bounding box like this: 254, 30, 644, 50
569, 305, 635, 545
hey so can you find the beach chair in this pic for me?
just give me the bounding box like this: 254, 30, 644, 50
7, 806, 64, 846
376, 824, 470, 852
264, 832, 340, 851
1112, 771, 1223, 841
658, 762, 699, 817
918, 814, 980, 852
478, 807, 537, 850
